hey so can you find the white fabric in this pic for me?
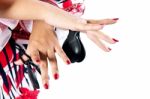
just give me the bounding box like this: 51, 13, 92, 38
0, 28, 12, 51
0, 18, 19, 29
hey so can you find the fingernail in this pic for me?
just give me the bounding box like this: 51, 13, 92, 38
44, 83, 49, 89
112, 38, 119, 42
108, 48, 112, 51
66, 60, 71, 65
54, 73, 59, 80
36, 59, 40, 63
112, 18, 119, 21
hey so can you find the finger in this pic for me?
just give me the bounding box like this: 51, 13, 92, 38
97, 31, 119, 44
88, 34, 111, 52
47, 49, 59, 80
79, 23, 104, 31
39, 53, 49, 89
87, 18, 119, 25
88, 31, 119, 44
54, 44, 71, 65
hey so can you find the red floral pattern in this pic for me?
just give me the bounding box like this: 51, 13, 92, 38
63, 3, 85, 15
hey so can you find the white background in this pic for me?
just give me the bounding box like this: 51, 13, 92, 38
38, 0, 150, 99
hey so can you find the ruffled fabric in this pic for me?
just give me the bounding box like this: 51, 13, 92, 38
11, 21, 30, 40
16, 87, 40, 99
0, 20, 32, 52
63, 2, 85, 15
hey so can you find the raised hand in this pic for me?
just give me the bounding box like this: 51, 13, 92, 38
85, 18, 119, 52
15, 20, 71, 89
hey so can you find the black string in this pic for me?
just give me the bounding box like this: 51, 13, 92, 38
15, 44, 41, 74
15, 43, 41, 89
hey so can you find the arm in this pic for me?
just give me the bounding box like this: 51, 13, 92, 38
0, 0, 102, 31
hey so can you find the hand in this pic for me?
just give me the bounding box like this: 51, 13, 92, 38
15, 20, 71, 89
85, 18, 119, 52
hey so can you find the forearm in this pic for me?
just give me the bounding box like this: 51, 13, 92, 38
0, 0, 45, 20
0, 0, 84, 30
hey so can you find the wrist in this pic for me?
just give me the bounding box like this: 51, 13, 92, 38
33, 20, 54, 32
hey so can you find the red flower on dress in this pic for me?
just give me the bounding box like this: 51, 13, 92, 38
64, 3, 85, 15
16, 87, 40, 99
63, 0, 73, 9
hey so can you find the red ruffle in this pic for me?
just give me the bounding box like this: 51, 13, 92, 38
64, 3, 85, 15
16, 87, 40, 99
63, 0, 73, 9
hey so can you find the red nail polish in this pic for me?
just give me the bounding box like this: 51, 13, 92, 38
54, 73, 59, 80
113, 18, 119, 21
36, 59, 40, 63
108, 48, 112, 51
112, 38, 119, 42
44, 83, 49, 89
66, 60, 71, 65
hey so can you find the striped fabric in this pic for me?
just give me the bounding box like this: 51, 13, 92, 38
0, 38, 39, 99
